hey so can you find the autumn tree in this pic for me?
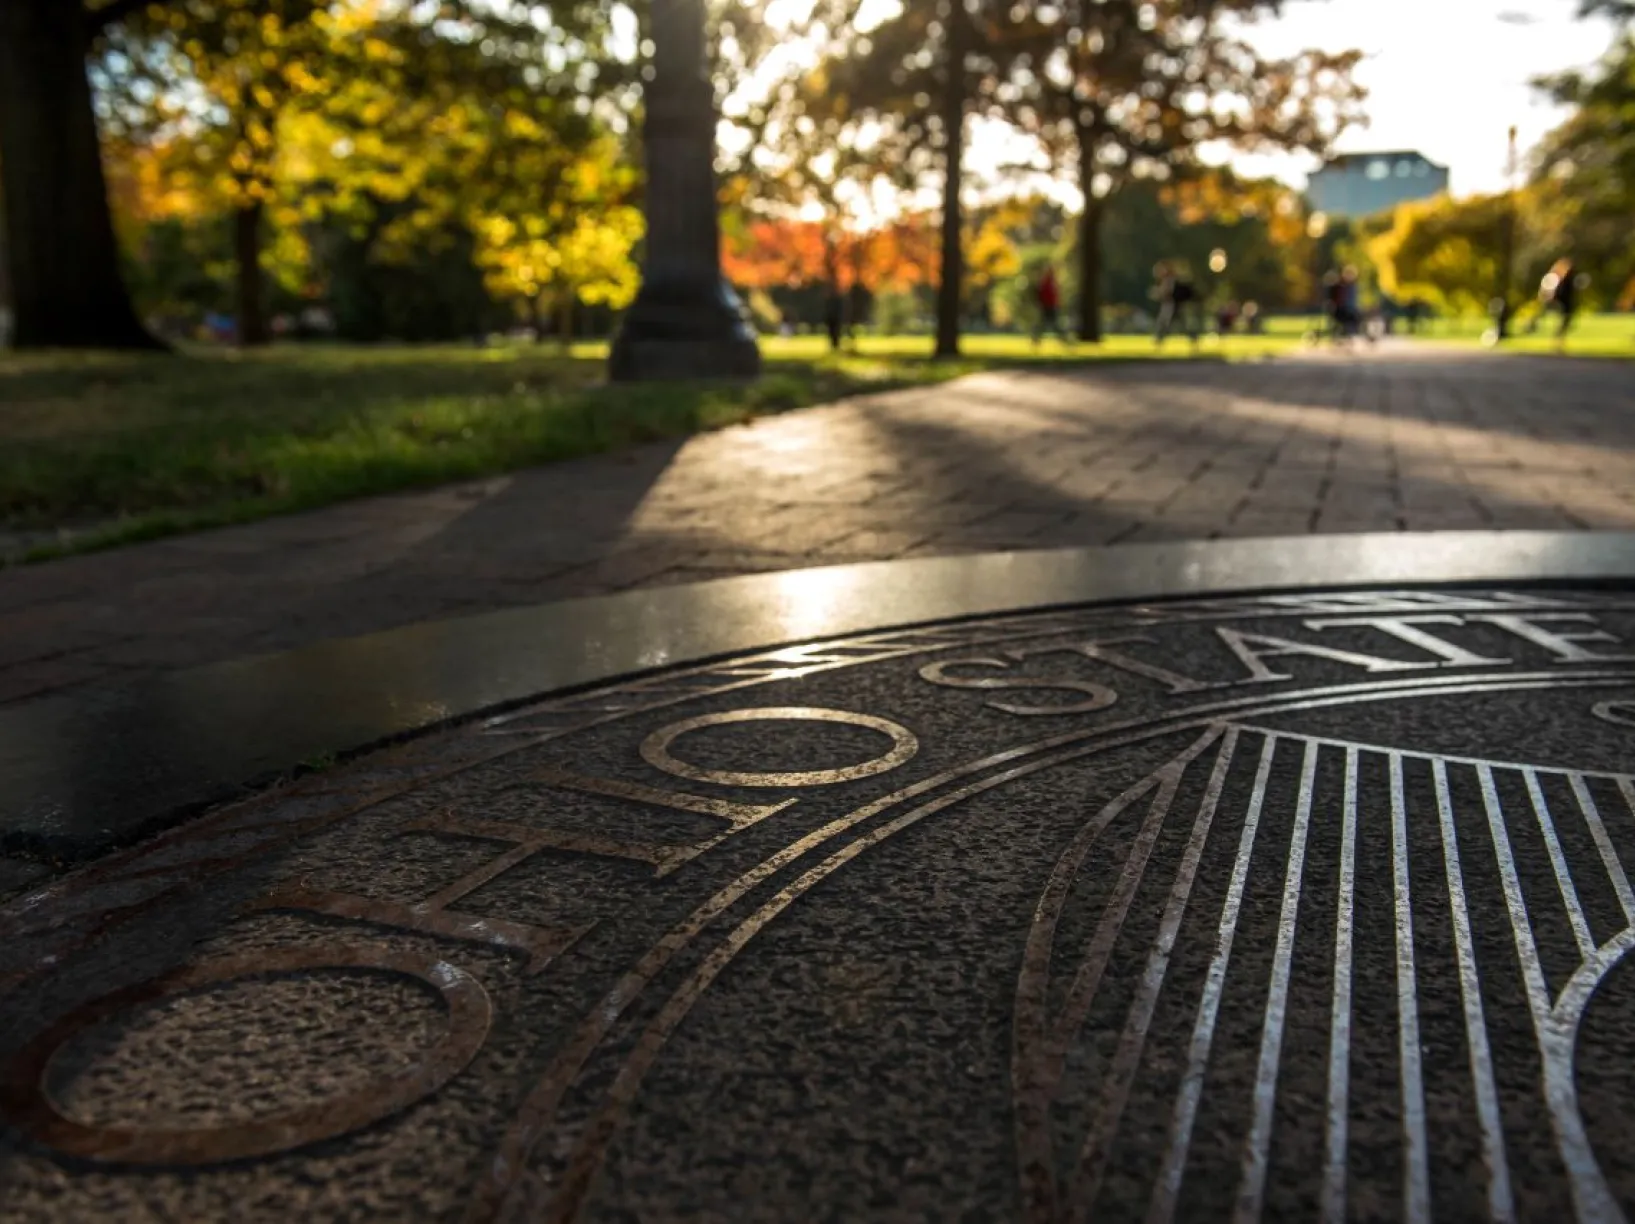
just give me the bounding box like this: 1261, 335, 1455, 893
98, 1, 603, 345
990, 0, 1365, 339
99, 0, 339, 343
961, 198, 1023, 320
718, 9, 938, 348
796, 0, 1013, 357
101, 131, 240, 329
722, 218, 830, 293
471, 133, 642, 339
722, 213, 935, 333
727, 93, 882, 343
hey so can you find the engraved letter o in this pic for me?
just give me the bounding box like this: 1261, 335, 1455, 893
640, 707, 919, 787
1593, 700, 1635, 730
0, 943, 492, 1166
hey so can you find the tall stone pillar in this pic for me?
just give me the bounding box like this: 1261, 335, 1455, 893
608, 0, 760, 381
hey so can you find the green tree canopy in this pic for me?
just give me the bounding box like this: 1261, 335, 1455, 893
1529, 33, 1635, 307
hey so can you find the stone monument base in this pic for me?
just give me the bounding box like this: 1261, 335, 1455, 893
606, 336, 761, 382
607, 274, 762, 382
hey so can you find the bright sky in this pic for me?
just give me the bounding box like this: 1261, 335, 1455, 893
1209, 0, 1618, 196
960, 0, 1619, 204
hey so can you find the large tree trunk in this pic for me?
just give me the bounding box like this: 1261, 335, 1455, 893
0, 0, 163, 349
233, 198, 268, 346
1076, 151, 1104, 342
933, 4, 966, 360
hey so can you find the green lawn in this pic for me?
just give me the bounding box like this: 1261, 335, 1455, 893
1400, 310, 1635, 358
0, 331, 1294, 563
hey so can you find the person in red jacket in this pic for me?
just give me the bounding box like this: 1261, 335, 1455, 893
1033, 266, 1069, 345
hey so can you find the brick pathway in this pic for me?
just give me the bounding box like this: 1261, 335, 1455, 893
3, 344, 1633, 708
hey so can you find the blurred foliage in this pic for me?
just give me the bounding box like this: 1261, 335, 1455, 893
782, 0, 1366, 337
1, 0, 1625, 353
723, 214, 936, 297
1366, 32, 1635, 321
87, 0, 628, 341
1529, 33, 1635, 309
1370, 194, 1517, 316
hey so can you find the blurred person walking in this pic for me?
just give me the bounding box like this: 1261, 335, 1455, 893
1539, 258, 1582, 352
1321, 270, 1344, 343
1032, 266, 1068, 345
1154, 262, 1201, 349
1339, 266, 1373, 344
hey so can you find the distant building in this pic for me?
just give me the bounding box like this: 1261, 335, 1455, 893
1305, 151, 1450, 220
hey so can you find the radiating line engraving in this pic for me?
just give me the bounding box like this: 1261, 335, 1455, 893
1322, 746, 1359, 1224
1235, 737, 1320, 1224
1524, 767, 1597, 957
1478, 765, 1625, 1224
1018, 723, 1635, 1224
1146, 734, 1277, 1224
1433, 758, 1517, 1223
1572, 774, 1635, 921
1066, 726, 1241, 1223
1392, 752, 1432, 1224
14, 594, 1635, 1224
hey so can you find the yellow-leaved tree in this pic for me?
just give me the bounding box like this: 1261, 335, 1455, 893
1369, 193, 1532, 316
472, 138, 642, 341
964, 201, 1024, 321
99, 0, 621, 343
101, 0, 345, 342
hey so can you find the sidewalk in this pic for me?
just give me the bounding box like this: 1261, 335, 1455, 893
4, 346, 1633, 707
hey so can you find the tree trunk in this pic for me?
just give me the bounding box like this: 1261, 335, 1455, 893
0, 0, 163, 349
0, 186, 11, 344
824, 237, 842, 352
1076, 157, 1104, 342
558, 293, 574, 350
1495, 196, 1517, 340
233, 198, 268, 346
849, 238, 867, 350
933, 5, 966, 360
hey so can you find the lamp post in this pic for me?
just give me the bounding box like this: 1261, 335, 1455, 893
1307, 211, 1329, 326
1494, 123, 1519, 342
1208, 248, 1228, 333
608, 0, 760, 381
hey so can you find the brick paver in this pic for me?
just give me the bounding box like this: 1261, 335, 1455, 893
3, 344, 1632, 707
